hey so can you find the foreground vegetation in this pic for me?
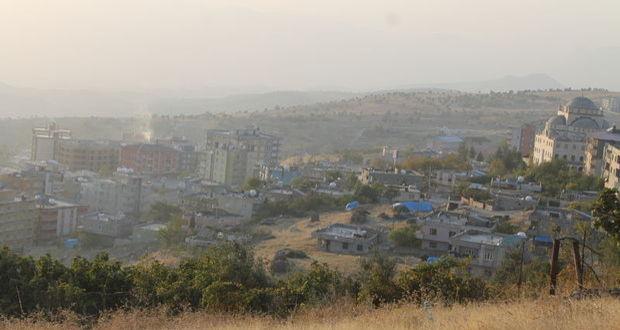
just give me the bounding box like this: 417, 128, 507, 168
2, 297, 619, 330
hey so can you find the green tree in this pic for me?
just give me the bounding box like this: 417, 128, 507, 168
243, 177, 263, 191
357, 254, 402, 305
158, 216, 186, 247
147, 202, 182, 223
476, 151, 485, 162
389, 224, 421, 248
398, 257, 488, 304
592, 189, 620, 243
469, 146, 476, 159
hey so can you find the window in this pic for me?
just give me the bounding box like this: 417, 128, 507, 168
342, 242, 349, 250
429, 242, 437, 249
483, 250, 494, 261
449, 231, 456, 237
357, 244, 363, 252
429, 228, 437, 235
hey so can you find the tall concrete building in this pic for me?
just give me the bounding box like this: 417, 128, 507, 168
120, 143, 180, 176
532, 97, 611, 171
602, 144, 620, 189
602, 96, 620, 113
0, 198, 38, 250
201, 128, 280, 187
35, 198, 80, 244
57, 140, 120, 172
584, 126, 620, 177
79, 170, 143, 216
31, 123, 71, 162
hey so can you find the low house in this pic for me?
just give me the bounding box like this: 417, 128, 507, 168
450, 230, 523, 278
132, 223, 167, 243
394, 186, 421, 202
313, 223, 379, 254
461, 193, 537, 212
359, 168, 424, 187
416, 211, 495, 254
80, 212, 132, 238
433, 170, 468, 186
527, 207, 592, 240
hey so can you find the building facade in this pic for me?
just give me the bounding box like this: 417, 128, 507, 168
80, 212, 132, 238
0, 199, 38, 250
201, 128, 280, 187
450, 230, 521, 278
601, 144, 620, 189
36, 199, 80, 244
584, 127, 620, 177
532, 97, 611, 170
416, 211, 495, 254
79, 171, 143, 215
57, 139, 120, 172
31, 123, 71, 162
120, 143, 180, 176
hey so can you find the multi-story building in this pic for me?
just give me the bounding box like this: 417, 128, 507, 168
584, 126, 620, 177
35, 198, 80, 244
201, 128, 280, 187
416, 211, 495, 254
155, 137, 198, 173
80, 211, 132, 238
532, 97, 611, 170
602, 96, 620, 113
31, 123, 72, 162
515, 122, 541, 158
120, 143, 180, 176
56, 139, 120, 172
79, 170, 143, 215
450, 230, 522, 278
601, 144, 620, 189
0, 198, 38, 250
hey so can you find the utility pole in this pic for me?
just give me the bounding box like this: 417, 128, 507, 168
549, 239, 561, 295
572, 240, 584, 290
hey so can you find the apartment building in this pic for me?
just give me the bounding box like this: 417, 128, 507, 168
0, 198, 38, 250
601, 144, 620, 189
201, 128, 280, 187
79, 170, 143, 215
56, 139, 120, 172
584, 126, 620, 177
35, 198, 80, 244
31, 123, 72, 162
120, 143, 180, 176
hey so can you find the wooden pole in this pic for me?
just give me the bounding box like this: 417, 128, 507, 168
549, 239, 560, 295
572, 240, 584, 290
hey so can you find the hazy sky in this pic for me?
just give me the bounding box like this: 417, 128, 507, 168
1, 0, 619, 92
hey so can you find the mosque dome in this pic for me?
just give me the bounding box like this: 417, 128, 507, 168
566, 97, 599, 111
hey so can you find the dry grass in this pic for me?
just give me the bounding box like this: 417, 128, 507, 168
2, 297, 619, 330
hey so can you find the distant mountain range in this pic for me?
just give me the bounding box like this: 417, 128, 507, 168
0, 74, 567, 118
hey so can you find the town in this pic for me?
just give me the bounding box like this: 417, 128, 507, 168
0, 94, 618, 283
1, 1, 619, 328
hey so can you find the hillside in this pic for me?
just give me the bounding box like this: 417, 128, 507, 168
4, 297, 618, 329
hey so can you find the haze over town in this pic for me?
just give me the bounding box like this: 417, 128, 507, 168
0, 2, 619, 329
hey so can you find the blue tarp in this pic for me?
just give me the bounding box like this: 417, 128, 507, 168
64, 238, 79, 249
393, 201, 433, 213
345, 201, 359, 211
426, 256, 440, 263
533, 235, 553, 247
